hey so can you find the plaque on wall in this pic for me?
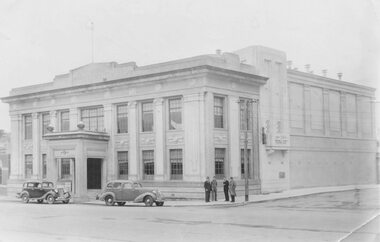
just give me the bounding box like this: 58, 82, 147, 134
54, 150, 75, 158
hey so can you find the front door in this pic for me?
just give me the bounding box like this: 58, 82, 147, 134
87, 158, 102, 189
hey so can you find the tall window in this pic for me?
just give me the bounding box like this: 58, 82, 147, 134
42, 154, 47, 179
240, 99, 253, 130
25, 155, 33, 179
60, 111, 70, 131
61, 158, 71, 179
118, 151, 128, 179
81, 107, 104, 131
240, 149, 251, 178
169, 98, 182, 130
117, 105, 128, 133
170, 149, 183, 180
215, 148, 225, 179
142, 102, 153, 132
24, 114, 32, 139
214, 97, 224, 128
42, 113, 50, 135
142, 150, 154, 180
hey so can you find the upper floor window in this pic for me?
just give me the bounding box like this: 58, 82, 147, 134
117, 105, 128, 133
24, 114, 32, 140
240, 99, 253, 130
142, 102, 153, 132
214, 96, 225, 128
81, 107, 104, 132
60, 111, 70, 132
42, 113, 50, 135
169, 98, 182, 130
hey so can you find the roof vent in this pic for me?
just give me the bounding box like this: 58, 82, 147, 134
337, 72, 342, 80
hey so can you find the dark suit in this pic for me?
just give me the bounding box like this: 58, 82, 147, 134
223, 180, 229, 201
204, 180, 211, 202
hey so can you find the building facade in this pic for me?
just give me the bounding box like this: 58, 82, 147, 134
2, 46, 377, 200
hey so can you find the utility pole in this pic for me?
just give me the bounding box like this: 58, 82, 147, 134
239, 99, 250, 202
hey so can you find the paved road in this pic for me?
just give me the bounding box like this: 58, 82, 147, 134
0, 188, 378, 242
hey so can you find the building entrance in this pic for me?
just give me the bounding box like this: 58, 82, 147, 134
87, 158, 102, 189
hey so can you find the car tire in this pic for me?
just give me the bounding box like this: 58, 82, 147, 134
21, 194, 29, 203
105, 195, 114, 206
37, 199, 43, 204
144, 195, 154, 207
46, 194, 55, 204
155, 202, 164, 207
117, 202, 126, 206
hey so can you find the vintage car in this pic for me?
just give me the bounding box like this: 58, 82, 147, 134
16, 181, 71, 204
96, 180, 164, 206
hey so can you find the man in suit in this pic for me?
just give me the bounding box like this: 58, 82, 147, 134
204, 177, 211, 202
211, 176, 218, 201
229, 177, 236, 202
223, 177, 229, 201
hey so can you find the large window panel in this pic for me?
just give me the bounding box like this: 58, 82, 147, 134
142, 102, 153, 132
170, 149, 183, 180
214, 96, 225, 128
117, 105, 128, 133
60, 111, 70, 131
214, 148, 225, 179
142, 150, 154, 180
24, 114, 32, 140
81, 107, 104, 132
25, 155, 33, 179
42, 113, 50, 135
169, 98, 182, 130
118, 151, 128, 179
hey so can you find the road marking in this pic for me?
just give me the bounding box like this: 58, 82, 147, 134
337, 212, 380, 242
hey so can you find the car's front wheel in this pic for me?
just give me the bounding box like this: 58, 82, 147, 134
155, 202, 164, 206
117, 202, 125, 206
144, 195, 154, 207
105, 195, 114, 206
46, 194, 55, 204
21, 194, 29, 203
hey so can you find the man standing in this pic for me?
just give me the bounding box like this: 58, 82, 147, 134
211, 176, 218, 201
204, 177, 211, 202
229, 177, 236, 202
223, 177, 229, 201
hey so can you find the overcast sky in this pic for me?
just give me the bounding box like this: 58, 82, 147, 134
0, 0, 379, 132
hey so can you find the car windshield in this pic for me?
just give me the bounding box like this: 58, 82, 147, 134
133, 183, 142, 188
42, 182, 54, 188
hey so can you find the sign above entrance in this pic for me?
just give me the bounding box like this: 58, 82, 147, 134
54, 150, 75, 158
271, 134, 289, 147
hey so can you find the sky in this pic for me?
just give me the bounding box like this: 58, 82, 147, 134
0, 0, 379, 132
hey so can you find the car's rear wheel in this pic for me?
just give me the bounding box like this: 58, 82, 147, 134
46, 194, 55, 204
21, 194, 29, 203
155, 202, 164, 206
105, 196, 114, 206
117, 202, 126, 206
144, 195, 154, 207
37, 199, 43, 204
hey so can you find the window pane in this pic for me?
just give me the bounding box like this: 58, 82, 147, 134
24, 115, 32, 139
117, 105, 128, 133
61, 111, 70, 131
81, 107, 104, 131
25, 155, 33, 179
42, 113, 50, 135
169, 98, 182, 130
214, 97, 224, 128
61, 158, 71, 179
142, 102, 153, 132
214, 148, 225, 178
117, 151, 128, 179
170, 149, 183, 180
142, 150, 154, 179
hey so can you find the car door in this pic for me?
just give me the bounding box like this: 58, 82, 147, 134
34, 183, 45, 198
131, 182, 143, 200
112, 182, 123, 201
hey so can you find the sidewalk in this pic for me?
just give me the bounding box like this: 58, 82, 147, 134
2, 184, 379, 207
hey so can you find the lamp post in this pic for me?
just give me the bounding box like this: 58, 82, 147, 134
238, 99, 250, 202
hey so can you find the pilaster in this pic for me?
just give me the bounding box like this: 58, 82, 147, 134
228, 96, 240, 178
69, 107, 78, 131
340, 92, 347, 136
104, 104, 116, 180
323, 89, 330, 136
32, 113, 40, 179
128, 101, 138, 180
10, 114, 22, 180
154, 98, 165, 181
304, 85, 311, 134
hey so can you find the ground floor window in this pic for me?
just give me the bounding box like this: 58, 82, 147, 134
42, 154, 47, 179
118, 151, 128, 179
61, 158, 71, 179
25, 155, 33, 179
215, 148, 225, 179
240, 149, 251, 178
142, 150, 154, 180
170, 149, 183, 180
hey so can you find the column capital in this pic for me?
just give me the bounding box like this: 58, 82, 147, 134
128, 101, 137, 109
49, 110, 57, 117
10, 113, 22, 121
103, 103, 112, 111
32, 113, 39, 119
154, 97, 164, 105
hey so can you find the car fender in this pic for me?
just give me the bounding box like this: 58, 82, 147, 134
99, 192, 116, 201
19, 191, 29, 198
42, 191, 55, 199
134, 192, 157, 203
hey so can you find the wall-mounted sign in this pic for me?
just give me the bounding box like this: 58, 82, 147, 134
54, 150, 75, 158
272, 134, 289, 147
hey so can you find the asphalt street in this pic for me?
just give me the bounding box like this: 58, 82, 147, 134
0, 188, 378, 242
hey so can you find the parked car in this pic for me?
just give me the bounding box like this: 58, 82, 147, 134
96, 180, 164, 206
16, 181, 71, 204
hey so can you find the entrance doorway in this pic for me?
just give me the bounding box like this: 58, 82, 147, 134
87, 158, 102, 189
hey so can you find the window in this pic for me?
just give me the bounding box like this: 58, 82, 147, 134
118, 151, 128, 179
214, 97, 224, 128
60, 111, 70, 131
42, 113, 50, 135
170, 149, 183, 180
42, 154, 47, 179
240, 149, 251, 178
117, 105, 128, 133
81, 107, 104, 131
24, 114, 32, 139
142, 102, 153, 132
61, 158, 70, 179
25, 155, 33, 179
215, 148, 225, 179
240, 99, 253, 130
169, 98, 182, 130
142, 150, 154, 179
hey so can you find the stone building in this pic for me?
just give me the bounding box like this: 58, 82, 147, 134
2, 46, 377, 200
0, 130, 10, 186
